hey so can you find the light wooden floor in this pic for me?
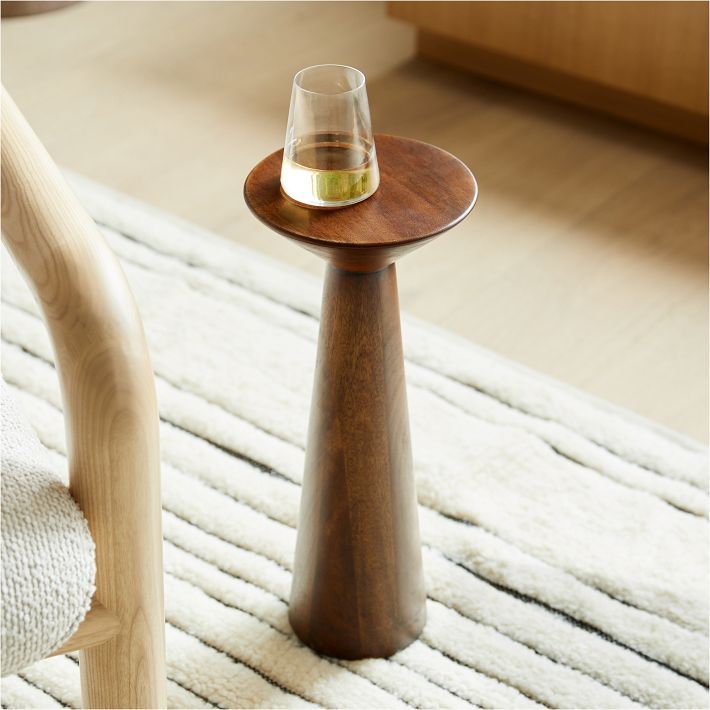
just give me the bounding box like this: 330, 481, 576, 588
2, 1, 708, 441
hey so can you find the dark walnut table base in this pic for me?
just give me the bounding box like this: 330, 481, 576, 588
245, 135, 477, 659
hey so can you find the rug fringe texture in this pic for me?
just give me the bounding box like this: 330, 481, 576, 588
1, 173, 707, 709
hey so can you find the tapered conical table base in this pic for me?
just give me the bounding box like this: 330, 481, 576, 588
290, 263, 425, 658
245, 135, 477, 659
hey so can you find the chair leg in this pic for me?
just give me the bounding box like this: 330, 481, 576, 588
80, 634, 165, 709
74, 393, 166, 709
75, 401, 166, 709
75, 399, 166, 709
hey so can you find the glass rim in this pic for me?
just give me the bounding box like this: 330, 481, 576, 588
293, 64, 366, 96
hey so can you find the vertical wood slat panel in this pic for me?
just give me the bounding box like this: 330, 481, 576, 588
389, 1, 708, 140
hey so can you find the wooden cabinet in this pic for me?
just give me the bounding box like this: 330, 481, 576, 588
389, 1, 708, 142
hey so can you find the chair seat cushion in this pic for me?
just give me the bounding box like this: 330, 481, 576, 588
1, 379, 95, 676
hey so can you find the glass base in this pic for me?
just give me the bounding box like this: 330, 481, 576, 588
280, 183, 379, 209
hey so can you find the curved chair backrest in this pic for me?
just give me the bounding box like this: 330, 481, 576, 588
1, 87, 166, 708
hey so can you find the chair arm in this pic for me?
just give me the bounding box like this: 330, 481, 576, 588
1, 87, 166, 708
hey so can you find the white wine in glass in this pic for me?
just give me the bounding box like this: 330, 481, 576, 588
281, 131, 378, 207
281, 65, 380, 208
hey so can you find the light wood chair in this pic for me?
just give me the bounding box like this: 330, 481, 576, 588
1, 87, 166, 707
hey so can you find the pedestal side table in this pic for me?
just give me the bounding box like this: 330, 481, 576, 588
244, 134, 477, 659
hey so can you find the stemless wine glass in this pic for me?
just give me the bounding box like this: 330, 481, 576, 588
280, 64, 380, 208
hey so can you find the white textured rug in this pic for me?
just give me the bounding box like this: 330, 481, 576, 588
1, 174, 708, 709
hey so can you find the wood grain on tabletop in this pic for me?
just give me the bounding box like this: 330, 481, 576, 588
2, 1, 706, 441
244, 134, 477, 270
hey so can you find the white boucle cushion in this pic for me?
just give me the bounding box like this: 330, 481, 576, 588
1, 379, 95, 676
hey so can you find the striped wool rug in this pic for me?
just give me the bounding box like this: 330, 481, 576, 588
1, 174, 707, 709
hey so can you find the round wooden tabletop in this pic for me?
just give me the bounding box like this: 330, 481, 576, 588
243, 134, 477, 255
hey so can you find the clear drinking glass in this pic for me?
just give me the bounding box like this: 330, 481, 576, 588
280, 64, 380, 208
